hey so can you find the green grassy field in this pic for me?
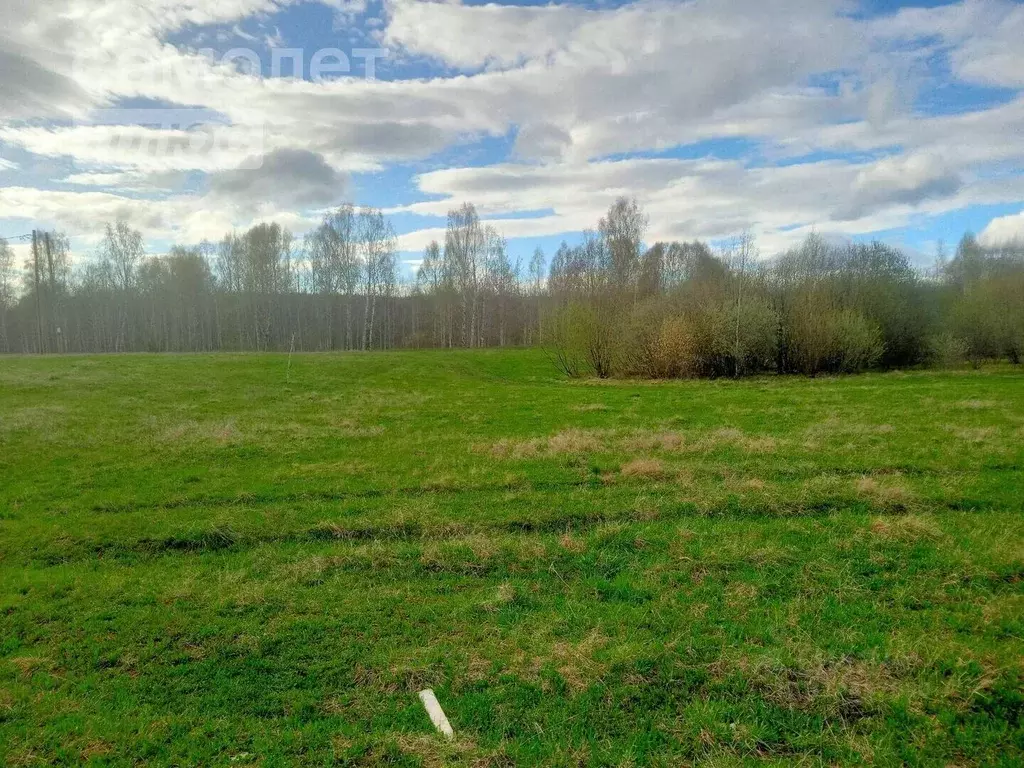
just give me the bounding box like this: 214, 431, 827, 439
1, 350, 1022, 766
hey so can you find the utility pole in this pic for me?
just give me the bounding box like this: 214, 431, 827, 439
44, 232, 55, 353
32, 230, 45, 353
733, 231, 752, 378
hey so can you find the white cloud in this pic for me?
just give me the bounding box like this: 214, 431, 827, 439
207, 147, 348, 209
980, 210, 1024, 244
0, 0, 1022, 254
63, 170, 185, 191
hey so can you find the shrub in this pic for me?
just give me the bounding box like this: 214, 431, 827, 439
787, 299, 884, 375
832, 309, 885, 373
616, 300, 668, 377
617, 301, 697, 378
691, 297, 779, 376
925, 333, 968, 368
654, 316, 697, 378
544, 300, 618, 378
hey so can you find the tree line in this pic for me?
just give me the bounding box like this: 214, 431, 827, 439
0, 198, 1021, 377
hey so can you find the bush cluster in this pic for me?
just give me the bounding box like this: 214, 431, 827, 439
545, 227, 1024, 379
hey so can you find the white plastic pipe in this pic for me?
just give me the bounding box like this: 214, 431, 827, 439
418, 689, 454, 739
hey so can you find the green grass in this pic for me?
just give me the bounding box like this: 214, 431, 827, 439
1, 349, 1022, 766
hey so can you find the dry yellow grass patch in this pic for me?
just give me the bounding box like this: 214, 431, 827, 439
333, 419, 385, 438
481, 581, 519, 612
716, 426, 745, 440
690, 427, 780, 453
869, 514, 943, 542
483, 438, 542, 459
9, 656, 50, 679
0, 405, 67, 437
739, 435, 779, 452
292, 460, 370, 477
80, 741, 114, 761
726, 582, 759, 606
558, 533, 587, 553
632, 496, 664, 521
572, 403, 609, 412
855, 476, 916, 510
463, 534, 499, 562
420, 474, 462, 492
276, 554, 348, 585
496, 581, 517, 603
804, 418, 897, 446
981, 594, 1024, 624
547, 428, 604, 454
161, 419, 240, 445
393, 734, 491, 768
620, 457, 666, 479
956, 399, 999, 409
620, 430, 684, 452
545, 630, 609, 692
948, 425, 998, 443
749, 656, 902, 719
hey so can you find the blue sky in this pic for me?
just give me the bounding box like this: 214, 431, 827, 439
2, 0, 1023, 273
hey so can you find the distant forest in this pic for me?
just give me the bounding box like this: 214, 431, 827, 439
0, 198, 1022, 378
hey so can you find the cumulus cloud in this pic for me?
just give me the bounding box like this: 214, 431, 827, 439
0, 0, 1022, 253
980, 210, 1024, 245
207, 147, 348, 209
838, 154, 963, 221
0, 49, 90, 120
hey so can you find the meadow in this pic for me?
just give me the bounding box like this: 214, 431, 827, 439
1, 349, 1022, 766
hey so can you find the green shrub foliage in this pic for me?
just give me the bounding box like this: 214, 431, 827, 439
542, 204, 1024, 378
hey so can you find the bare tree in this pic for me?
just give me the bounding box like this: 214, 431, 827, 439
307, 204, 360, 349
444, 203, 486, 346
101, 221, 145, 350
732, 231, 756, 377
358, 207, 396, 350
103, 221, 144, 293
0, 238, 15, 352
599, 196, 648, 302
